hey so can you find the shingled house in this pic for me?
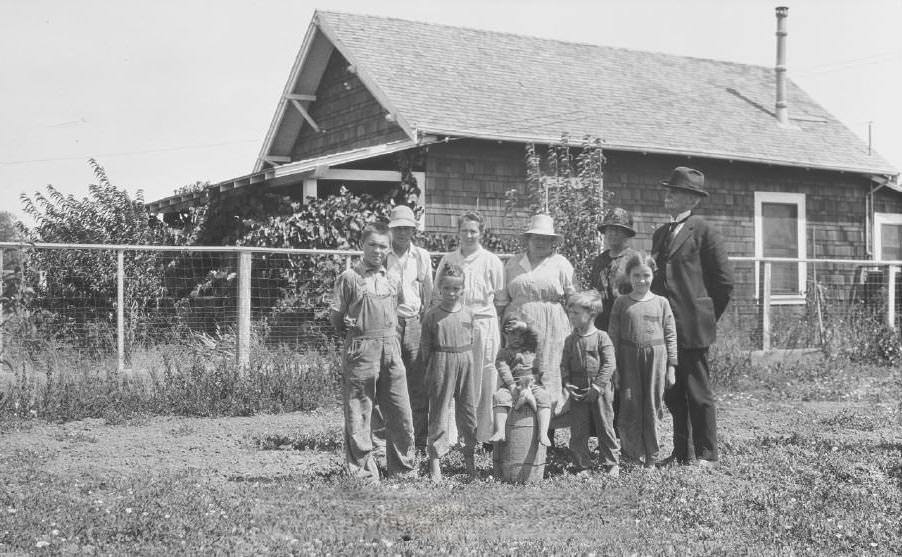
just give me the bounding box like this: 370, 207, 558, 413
150, 9, 902, 311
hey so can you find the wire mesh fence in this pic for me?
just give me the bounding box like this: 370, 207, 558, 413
1, 242, 900, 373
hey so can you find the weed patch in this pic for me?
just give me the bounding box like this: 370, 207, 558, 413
0, 343, 341, 422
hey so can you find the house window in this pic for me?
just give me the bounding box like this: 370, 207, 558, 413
754, 192, 807, 302
874, 212, 902, 261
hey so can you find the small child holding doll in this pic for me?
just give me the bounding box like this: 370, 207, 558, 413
561, 290, 620, 476
420, 263, 478, 481
487, 316, 552, 447
608, 253, 677, 468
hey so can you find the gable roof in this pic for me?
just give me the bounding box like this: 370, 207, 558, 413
257, 10, 896, 177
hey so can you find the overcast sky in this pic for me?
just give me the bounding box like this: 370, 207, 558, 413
2, 0, 900, 222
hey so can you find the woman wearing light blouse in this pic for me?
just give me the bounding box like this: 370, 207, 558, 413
433, 211, 505, 443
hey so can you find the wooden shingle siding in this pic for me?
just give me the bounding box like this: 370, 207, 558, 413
290, 50, 408, 160
425, 140, 525, 234
425, 141, 877, 264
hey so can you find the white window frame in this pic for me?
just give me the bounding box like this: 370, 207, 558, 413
754, 192, 807, 304
874, 212, 902, 262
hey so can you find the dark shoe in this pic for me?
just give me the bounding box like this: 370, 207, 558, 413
656, 454, 689, 468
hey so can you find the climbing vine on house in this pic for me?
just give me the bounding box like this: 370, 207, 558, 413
505, 135, 612, 286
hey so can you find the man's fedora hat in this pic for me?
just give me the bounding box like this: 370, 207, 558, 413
660, 167, 709, 197
388, 205, 418, 228
522, 214, 561, 239
597, 207, 636, 237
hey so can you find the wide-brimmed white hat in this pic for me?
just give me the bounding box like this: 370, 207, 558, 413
522, 214, 561, 239
388, 205, 417, 228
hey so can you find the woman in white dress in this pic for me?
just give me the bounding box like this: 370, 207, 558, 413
496, 214, 576, 412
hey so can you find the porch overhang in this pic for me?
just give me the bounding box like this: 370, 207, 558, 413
147, 139, 424, 214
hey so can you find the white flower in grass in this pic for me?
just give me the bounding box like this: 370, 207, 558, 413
36, 540, 51, 548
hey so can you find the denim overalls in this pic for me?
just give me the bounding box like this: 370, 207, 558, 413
341, 267, 415, 481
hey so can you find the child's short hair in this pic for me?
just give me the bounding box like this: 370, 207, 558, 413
625, 252, 657, 276
437, 262, 465, 286
567, 290, 604, 315
360, 221, 390, 243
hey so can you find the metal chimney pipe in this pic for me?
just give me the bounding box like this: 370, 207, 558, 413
775, 6, 789, 124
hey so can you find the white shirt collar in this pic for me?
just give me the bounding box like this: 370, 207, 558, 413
671, 210, 692, 223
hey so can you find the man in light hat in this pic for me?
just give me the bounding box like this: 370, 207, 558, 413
376, 204, 434, 451
651, 167, 733, 468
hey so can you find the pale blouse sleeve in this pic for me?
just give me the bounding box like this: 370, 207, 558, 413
419, 247, 434, 312
431, 253, 450, 307
558, 255, 576, 295
488, 253, 505, 304
494, 255, 517, 309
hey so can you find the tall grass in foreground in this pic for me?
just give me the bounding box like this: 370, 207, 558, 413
0, 340, 342, 423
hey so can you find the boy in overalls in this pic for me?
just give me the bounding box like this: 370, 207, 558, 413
330, 222, 416, 482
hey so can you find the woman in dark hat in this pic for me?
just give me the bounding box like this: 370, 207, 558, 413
589, 207, 638, 331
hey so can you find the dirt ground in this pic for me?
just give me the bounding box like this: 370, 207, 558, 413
3, 395, 895, 484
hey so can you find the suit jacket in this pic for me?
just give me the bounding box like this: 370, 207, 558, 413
651, 214, 733, 349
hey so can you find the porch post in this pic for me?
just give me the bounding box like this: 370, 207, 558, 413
303, 178, 318, 203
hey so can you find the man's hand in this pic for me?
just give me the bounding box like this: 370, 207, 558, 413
665, 365, 676, 389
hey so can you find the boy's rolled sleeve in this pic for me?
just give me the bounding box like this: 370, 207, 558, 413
592, 331, 616, 388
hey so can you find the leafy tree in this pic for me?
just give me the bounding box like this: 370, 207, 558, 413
16, 160, 183, 348
505, 135, 611, 286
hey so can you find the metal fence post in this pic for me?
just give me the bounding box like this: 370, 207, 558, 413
116, 249, 125, 372
888, 264, 898, 331
237, 251, 252, 367
760, 261, 772, 351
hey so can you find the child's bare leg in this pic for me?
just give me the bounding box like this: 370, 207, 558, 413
486, 407, 509, 443
429, 457, 442, 482
536, 406, 551, 446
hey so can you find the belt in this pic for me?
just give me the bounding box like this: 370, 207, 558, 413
432, 344, 472, 353
347, 328, 397, 340
621, 338, 666, 348
398, 314, 420, 322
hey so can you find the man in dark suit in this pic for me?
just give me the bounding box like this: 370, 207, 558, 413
651, 167, 733, 467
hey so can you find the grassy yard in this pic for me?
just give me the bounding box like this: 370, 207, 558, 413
0, 360, 900, 554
